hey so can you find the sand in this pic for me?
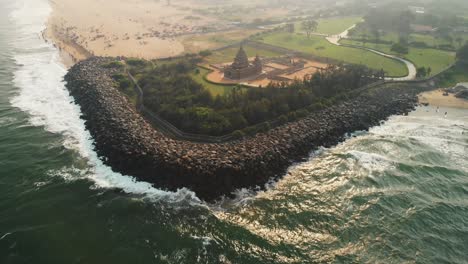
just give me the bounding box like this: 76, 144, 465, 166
45, 0, 223, 66
44, 0, 326, 68
418, 89, 468, 109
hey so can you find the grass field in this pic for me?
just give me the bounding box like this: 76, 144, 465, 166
190, 67, 237, 97
297, 16, 362, 35
205, 44, 284, 64
255, 32, 408, 77
341, 39, 456, 75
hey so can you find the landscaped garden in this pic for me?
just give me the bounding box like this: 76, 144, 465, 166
189, 66, 238, 97
204, 44, 284, 64
339, 4, 466, 77
106, 57, 385, 137
253, 32, 408, 77
340, 39, 456, 75
295, 16, 362, 35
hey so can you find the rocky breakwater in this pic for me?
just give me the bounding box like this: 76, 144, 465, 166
65, 57, 428, 200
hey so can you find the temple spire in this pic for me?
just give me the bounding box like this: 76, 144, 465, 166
231, 45, 249, 69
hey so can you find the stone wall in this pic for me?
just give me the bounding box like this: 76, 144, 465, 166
65, 57, 432, 200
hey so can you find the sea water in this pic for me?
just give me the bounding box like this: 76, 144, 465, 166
1, 0, 467, 263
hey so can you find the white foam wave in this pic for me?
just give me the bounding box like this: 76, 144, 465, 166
347, 150, 396, 174
8, 0, 200, 204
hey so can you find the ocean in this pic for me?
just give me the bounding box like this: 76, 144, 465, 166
0, 0, 467, 263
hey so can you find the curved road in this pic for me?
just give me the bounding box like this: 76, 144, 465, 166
325, 24, 417, 81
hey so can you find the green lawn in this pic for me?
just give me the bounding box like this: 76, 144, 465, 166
316, 16, 363, 35
190, 67, 237, 97
297, 16, 362, 35
255, 32, 408, 77
341, 39, 456, 75
205, 44, 284, 64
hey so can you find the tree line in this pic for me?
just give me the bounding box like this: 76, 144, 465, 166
129, 60, 383, 136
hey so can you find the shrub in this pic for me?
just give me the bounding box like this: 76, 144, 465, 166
438, 44, 455, 50
391, 43, 409, 54
278, 115, 288, 124
231, 130, 245, 139
457, 44, 468, 62
126, 58, 147, 67
410, 41, 429, 48
199, 50, 213, 57
102, 61, 124, 69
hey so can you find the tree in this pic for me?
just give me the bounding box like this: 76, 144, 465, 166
361, 33, 369, 46
371, 28, 380, 43
199, 50, 212, 57
456, 37, 464, 48
416, 67, 427, 78
285, 23, 295, 34
457, 43, 468, 62
397, 10, 415, 39
446, 35, 454, 47
302, 19, 318, 38
391, 42, 409, 55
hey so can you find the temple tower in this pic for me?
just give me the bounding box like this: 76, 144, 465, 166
224, 46, 263, 80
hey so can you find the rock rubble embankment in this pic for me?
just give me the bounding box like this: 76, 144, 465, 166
65, 57, 428, 200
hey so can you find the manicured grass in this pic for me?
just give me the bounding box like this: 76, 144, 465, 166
297, 16, 362, 35
205, 44, 284, 64
437, 63, 468, 87
341, 39, 456, 75
190, 67, 237, 97
316, 16, 362, 35
255, 32, 408, 77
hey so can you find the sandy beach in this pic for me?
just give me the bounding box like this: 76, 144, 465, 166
418, 89, 468, 109
45, 0, 224, 66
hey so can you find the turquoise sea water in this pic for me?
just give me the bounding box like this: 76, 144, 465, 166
1, 0, 468, 263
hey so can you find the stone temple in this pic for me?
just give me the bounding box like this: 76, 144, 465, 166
224, 46, 262, 80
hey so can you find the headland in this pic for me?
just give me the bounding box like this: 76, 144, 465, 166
65, 57, 432, 200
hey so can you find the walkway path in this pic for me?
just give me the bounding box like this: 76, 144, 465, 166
325, 24, 417, 81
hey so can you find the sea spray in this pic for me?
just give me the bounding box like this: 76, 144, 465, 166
8, 0, 201, 204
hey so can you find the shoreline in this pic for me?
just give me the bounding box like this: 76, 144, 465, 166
43, 0, 229, 65
418, 89, 468, 109
43, 27, 92, 69
64, 57, 432, 200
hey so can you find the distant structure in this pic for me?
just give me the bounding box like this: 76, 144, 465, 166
408, 6, 425, 14
410, 24, 436, 34
224, 46, 262, 80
